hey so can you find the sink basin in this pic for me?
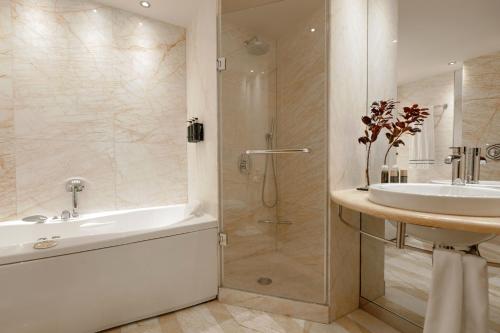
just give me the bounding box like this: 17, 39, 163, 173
431, 179, 500, 189
369, 183, 500, 217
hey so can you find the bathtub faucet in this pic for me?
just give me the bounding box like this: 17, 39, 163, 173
65, 178, 85, 218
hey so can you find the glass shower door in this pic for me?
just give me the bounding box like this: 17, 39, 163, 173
219, 0, 329, 304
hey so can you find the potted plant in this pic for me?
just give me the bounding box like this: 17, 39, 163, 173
358, 100, 396, 189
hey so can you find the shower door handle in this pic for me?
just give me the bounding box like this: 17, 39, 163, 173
245, 148, 311, 155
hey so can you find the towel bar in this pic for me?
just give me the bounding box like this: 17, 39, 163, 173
338, 205, 500, 268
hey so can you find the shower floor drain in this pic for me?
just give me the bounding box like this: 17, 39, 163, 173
257, 277, 273, 285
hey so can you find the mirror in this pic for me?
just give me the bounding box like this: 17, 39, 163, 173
369, 0, 500, 185
362, 0, 500, 330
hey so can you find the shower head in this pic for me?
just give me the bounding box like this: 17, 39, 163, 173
244, 36, 270, 56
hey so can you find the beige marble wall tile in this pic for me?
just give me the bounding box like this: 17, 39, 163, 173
0, 0, 13, 142
0, 1, 16, 221
15, 139, 115, 217
0, 0, 188, 221
367, 0, 398, 174
0, 140, 16, 220
12, 0, 115, 142
115, 142, 187, 209
329, 0, 367, 319
330, 203, 361, 319
186, 0, 219, 218
113, 9, 187, 144
463, 51, 500, 181
275, 7, 327, 305
329, 0, 368, 191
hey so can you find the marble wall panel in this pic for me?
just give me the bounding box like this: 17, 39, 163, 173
15, 139, 115, 217
186, 0, 218, 218
12, 1, 115, 142
367, 0, 398, 175
0, 0, 16, 220
275, 7, 327, 305
329, 0, 368, 319
0, 0, 187, 221
0, 140, 16, 220
113, 9, 186, 144
463, 52, 500, 180
115, 142, 187, 209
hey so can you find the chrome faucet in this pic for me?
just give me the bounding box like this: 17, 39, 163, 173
65, 178, 85, 218
445, 147, 485, 185
444, 147, 467, 184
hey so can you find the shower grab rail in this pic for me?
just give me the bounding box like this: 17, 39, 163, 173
245, 148, 311, 155
337, 205, 500, 268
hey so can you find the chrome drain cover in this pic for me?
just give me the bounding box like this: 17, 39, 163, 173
257, 277, 272, 285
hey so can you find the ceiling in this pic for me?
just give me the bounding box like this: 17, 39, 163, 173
222, 0, 324, 40
398, 0, 500, 84
221, 0, 283, 14
94, 0, 198, 27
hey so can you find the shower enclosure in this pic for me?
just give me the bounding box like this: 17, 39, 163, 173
218, 0, 329, 304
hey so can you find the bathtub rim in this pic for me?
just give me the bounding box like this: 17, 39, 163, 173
0, 212, 217, 266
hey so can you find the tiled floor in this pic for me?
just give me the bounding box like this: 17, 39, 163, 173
103, 300, 400, 333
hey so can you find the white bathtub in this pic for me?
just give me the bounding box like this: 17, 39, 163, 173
0, 205, 218, 333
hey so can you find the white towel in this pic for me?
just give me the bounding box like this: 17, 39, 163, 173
409, 106, 435, 169
423, 249, 490, 333
462, 254, 489, 333
424, 249, 463, 333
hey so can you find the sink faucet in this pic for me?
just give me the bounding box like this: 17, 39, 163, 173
445, 147, 486, 185
65, 178, 85, 218
445, 147, 467, 184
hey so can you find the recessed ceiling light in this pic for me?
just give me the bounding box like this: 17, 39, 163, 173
139, 1, 151, 8
392, 39, 398, 43
261, 72, 265, 74
310, 28, 316, 32
250, 70, 255, 73
448, 61, 457, 65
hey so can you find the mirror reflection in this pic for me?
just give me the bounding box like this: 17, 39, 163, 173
362, 0, 500, 331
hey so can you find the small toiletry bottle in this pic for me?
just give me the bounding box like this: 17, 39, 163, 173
381, 165, 389, 183
400, 169, 408, 183
193, 118, 204, 142
390, 164, 400, 183
187, 118, 194, 142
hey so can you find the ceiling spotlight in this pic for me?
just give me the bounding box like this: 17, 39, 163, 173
392, 39, 398, 43
448, 61, 457, 65
250, 70, 255, 73
139, 1, 151, 8
310, 28, 316, 32
93, 9, 97, 13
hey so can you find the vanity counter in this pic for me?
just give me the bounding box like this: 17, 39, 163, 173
331, 189, 500, 234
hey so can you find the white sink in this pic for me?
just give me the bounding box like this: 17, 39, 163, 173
369, 183, 500, 217
370, 183, 500, 247
431, 179, 500, 189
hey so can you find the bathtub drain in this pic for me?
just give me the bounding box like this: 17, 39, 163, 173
257, 277, 272, 286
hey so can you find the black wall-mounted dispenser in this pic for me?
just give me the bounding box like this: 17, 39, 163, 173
187, 117, 204, 143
